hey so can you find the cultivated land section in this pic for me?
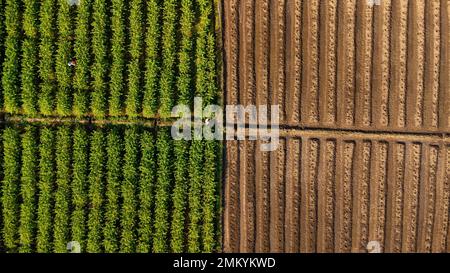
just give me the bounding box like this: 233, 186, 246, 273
222, 0, 449, 253
0, 0, 221, 253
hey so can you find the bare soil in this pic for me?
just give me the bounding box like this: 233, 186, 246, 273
222, 0, 449, 253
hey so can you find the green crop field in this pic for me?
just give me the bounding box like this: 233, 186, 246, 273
0, 0, 221, 253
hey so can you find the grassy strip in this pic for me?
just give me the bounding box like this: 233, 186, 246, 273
53, 126, 71, 252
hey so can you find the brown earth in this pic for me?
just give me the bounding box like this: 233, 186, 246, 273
221, 0, 450, 253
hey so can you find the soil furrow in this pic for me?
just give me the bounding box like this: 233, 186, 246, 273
255, 0, 270, 108
355, 0, 372, 127
223, 140, 240, 252
238, 140, 256, 252
316, 139, 328, 252
439, 0, 449, 129
402, 143, 421, 252
423, 0, 440, 129
284, 137, 301, 252
224, 0, 240, 106
285, 0, 301, 125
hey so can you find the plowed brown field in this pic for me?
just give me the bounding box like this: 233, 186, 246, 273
222, 0, 450, 253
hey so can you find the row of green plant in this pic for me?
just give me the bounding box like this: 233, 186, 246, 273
0, 0, 218, 119
0, 125, 220, 253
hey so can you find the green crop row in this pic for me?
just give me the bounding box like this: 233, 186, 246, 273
120, 127, 139, 252
87, 130, 105, 252
1, 122, 221, 254
73, 0, 91, 116
21, 0, 39, 115
0, 0, 5, 108
54, 127, 71, 252
2, 128, 20, 252
153, 128, 172, 252
125, 0, 144, 118
0, 0, 218, 119
18, 127, 37, 253
55, 0, 73, 116
36, 128, 55, 252
91, 0, 108, 118
142, 0, 161, 117
71, 127, 88, 250
103, 128, 122, 252
159, 0, 178, 117
137, 131, 156, 252
2, 0, 21, 113
38, 0, 56, 115
108, 0, 125, 117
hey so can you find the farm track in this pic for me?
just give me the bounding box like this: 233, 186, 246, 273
222, 0, 450, 253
